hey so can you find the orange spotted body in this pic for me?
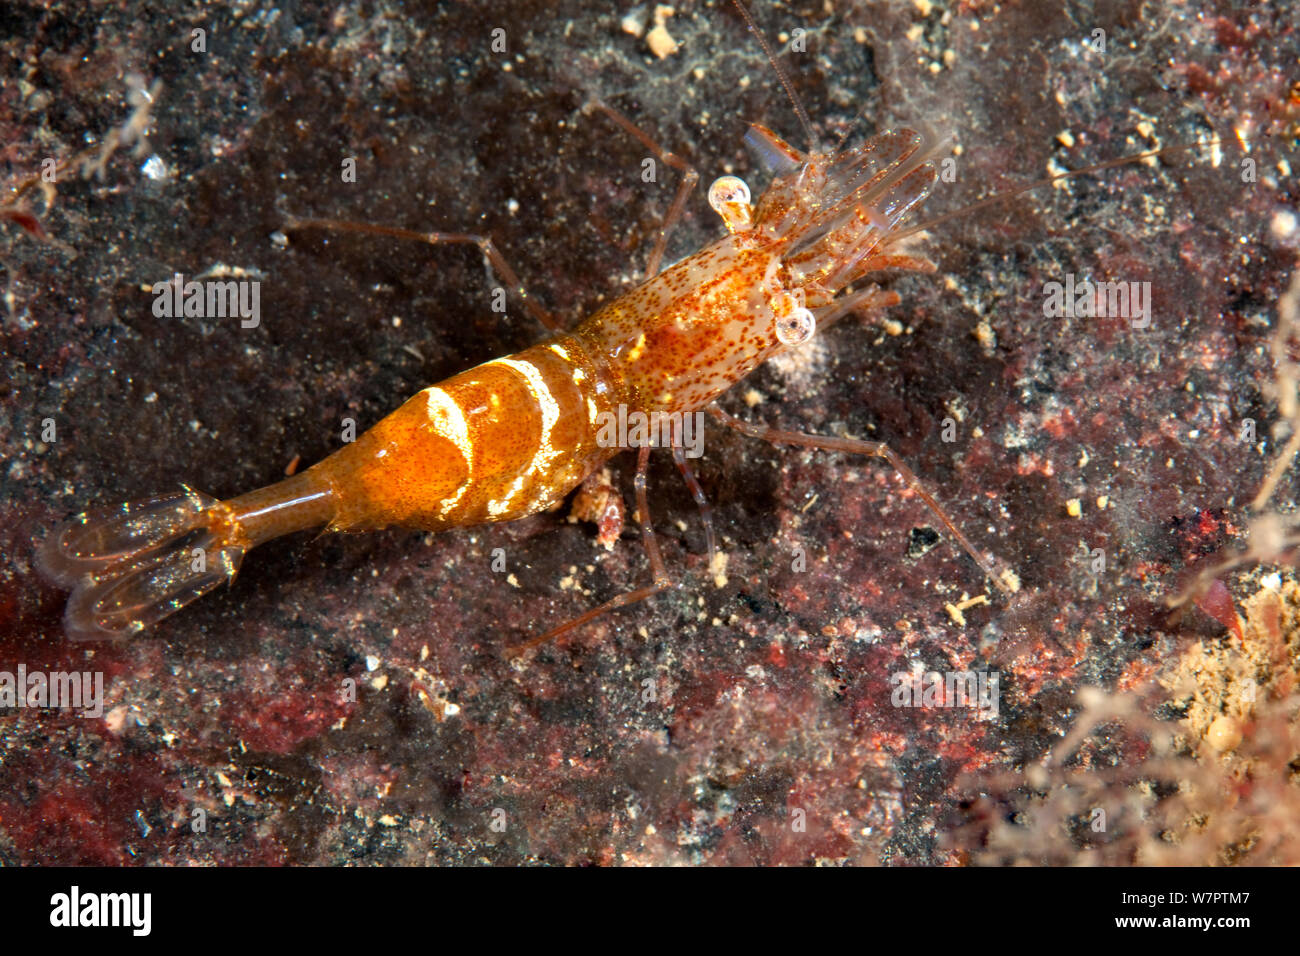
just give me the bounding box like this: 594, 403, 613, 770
40, 119, 951, 640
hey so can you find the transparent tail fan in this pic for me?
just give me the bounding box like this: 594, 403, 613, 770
37, 487, 244, 640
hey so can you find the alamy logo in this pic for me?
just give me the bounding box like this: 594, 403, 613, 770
0, 665, 103, 718
152, 272, 260, 327
1041, 273, 1151, 328
49, 886, 151, 936
594, 405, 705, 458
889, 663, 1000, 720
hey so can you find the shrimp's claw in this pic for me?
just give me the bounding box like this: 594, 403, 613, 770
37, 487, 244, 640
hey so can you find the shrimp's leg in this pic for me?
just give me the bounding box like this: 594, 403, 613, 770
584, 100, 699, 280
282, 218, 563, 333
508, 444, 673, 656
706, 406, 1013, 592
671, 442, 717, 567
855, 253, 937, 277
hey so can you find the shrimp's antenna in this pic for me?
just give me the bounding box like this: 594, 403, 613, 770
733, 0, 818, 153
888, 134, 1224, 242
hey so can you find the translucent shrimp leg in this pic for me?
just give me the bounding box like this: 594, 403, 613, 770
706, 406, 1013, 592
282, 217, 563, 333
508, 444, 674, 656
671, 441, 718, 567
584, 99, 700, 280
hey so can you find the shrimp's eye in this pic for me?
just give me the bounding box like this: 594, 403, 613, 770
708, 175, 751, 208
708, 175, 753, 233
771, 290, 816, 346
775, 307, 816, 346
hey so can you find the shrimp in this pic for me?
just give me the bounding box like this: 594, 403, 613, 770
36, 71, 1015, 644
36, 1, 1214, 648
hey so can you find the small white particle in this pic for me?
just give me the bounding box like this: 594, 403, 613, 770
1270, 209, 1297, 240
141, 154, 168, 180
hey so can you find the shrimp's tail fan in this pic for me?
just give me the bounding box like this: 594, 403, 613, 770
37, 487, 244, 640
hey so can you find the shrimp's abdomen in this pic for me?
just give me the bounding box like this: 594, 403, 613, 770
319, 335, 626, 530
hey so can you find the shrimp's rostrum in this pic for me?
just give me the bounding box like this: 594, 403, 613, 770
40, 105, 994, 643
